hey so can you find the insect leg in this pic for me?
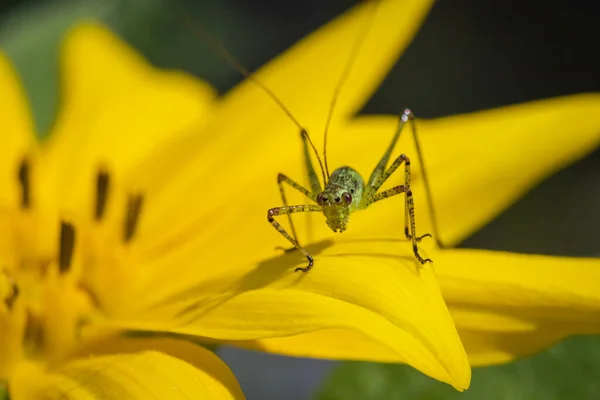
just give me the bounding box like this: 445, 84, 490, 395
364, 109, 440, 245
361, 154, 431, 242
364, 183, 432, 265
365, 111, 406, 195
361, 152, 432, 263
267, 204, 322, 272
277, 173, 314, 251
300, 129, 323, 195
363, 152, 430, 239
275, 130, 324, 254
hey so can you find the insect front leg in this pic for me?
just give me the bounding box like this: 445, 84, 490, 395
276, 173, 314, 251
267, 204, 322, 272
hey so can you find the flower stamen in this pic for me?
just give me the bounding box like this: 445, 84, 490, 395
95, 171, 110, 221
58, 222, 76, 274
1, 271, 19, 309
124, 194, 143, 243
17, 158, 30, 209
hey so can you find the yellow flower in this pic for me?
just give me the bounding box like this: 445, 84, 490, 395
201, 0, 600, 379
2, 0, 600, 398
0, 12, 244, 400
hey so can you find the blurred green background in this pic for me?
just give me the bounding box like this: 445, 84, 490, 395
0, 0, 599, 399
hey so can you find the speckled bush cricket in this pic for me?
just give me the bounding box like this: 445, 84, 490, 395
176, 0, 440, 272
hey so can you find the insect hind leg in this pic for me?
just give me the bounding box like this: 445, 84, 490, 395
400, 108, 441, 247
399, 155, 433, 263
361, 153, 432, 265
364, 109, 441, 249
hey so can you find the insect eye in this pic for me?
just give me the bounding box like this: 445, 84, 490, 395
316, 193, 325, 205
342, 192, 352, 205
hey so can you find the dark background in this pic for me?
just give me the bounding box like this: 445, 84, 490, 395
1, 0, 599, 399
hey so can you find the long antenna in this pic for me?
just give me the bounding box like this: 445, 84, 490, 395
322, 0, 380, 178
172, 1, 328, 185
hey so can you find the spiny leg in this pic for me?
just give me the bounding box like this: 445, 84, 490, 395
363, 184, 432, 264
273, 129, 324, 254
267, 204, 322, 272
387, 153, 431, 244
397, 154, 431, 243
363, 151, 430, 238
365, 108, 407, 192
300, 129, 323, 195
364, 108, 440, 245
276, 173, 314, 252
361, 152, 431, 263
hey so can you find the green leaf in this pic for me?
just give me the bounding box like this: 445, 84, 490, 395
317, 335, 600, 400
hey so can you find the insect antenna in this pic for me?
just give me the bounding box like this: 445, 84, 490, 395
322, 0, 381, 178
171, 1, 328, 185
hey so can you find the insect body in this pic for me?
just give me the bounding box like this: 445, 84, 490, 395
267, 109, 433, 272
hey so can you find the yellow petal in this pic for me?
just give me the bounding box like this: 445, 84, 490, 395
99, 0, 435, 308
223, 249, 600, 370
43, 21, 217, 218
423, 94, 600, 245
458, 329, 570, 366
212, 0, 434, 139
142, 0, 435, 235
335, 93, 600, 246
131, 91, 600, 303
437, 248, 600, 364
0, 51, 37, 209
227, 327, 564, 368
118, 238, 470, 391
10, 337, 244, 400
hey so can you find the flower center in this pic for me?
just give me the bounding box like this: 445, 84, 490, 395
0, 217, 94, 380
0, 160, 145, 381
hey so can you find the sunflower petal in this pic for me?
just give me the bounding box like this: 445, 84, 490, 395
226, 247, 600, 370
439, 248, 600, 326
225, 327, 566, 370
435, 248, 600, 363
458, 329, 571, 366
179, 0, 434, 200
43, 22, 217, 218
10, 337, 244, 400
134, 92, 600, 300
118, 238, 470, 391
110, 0, 433, 279
217, 0, 432, 129
337, 93, 600, 246
0, 51, 37, 209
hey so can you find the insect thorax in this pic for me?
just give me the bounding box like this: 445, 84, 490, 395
326, 166, 364, 209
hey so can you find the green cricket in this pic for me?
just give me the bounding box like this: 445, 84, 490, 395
267, 107, 434, 273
